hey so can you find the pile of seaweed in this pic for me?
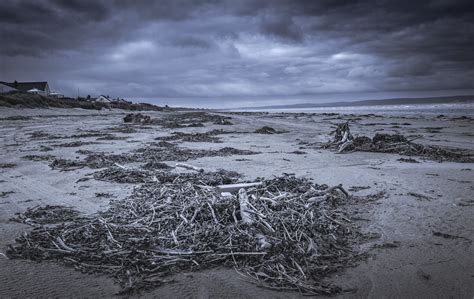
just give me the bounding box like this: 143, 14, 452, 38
156, 131, 223, 143
122, 112, 233, 128
123, 113, 152, 124
93, 167, 241, 185
49, 142, 259, 171
254, 126, 287, 134
7, 174, 366, 295
323, 122, 474, 162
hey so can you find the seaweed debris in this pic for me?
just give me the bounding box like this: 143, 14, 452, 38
397, 158, 420, 163
55, 141, 97, 148
0, 163, 16, 169
22, 155, 56, 162
0, 191, 15, 198
49, 143, 259, 171
0, 115, 32, 121
323, 122, 474, 162
10, 205, 82, 225
156, 112, 233, 128
93, 167, 241, 185
8, 175, 368, 295
254, 126, 286, 134
156, 131, 222, 143
123, 113, 152, 124
142, 161, 172, 170
93, 168, 152, 184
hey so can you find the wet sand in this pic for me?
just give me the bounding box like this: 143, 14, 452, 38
0, 107, 473, 298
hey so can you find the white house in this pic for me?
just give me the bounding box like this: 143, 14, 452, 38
49, 91, 64, 98
28, 88, 43, 94
95, 95, 111, 103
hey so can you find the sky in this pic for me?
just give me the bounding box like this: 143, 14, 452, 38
1, 0, 473, 108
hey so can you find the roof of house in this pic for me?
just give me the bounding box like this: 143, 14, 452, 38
0, 81, 48, 92
0, 83, 18, 93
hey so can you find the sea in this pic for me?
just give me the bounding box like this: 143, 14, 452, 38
230, 102, 474, 117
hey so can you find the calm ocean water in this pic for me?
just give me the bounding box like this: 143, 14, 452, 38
231, 103, 474, 116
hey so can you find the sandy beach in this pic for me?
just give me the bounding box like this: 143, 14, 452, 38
1, 107, 473, 298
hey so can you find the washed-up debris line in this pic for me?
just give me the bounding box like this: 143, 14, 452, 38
39, 145, 53, 152
123, 113, 152, 124
70, 131, 112, 139
49, 142, 259, 171
28, 131, 62, 140
0, 115, 32, 121
50, 159, 85, 171
142, 161, 172, 170
7, 174, 366, 295
96, 135, 129, 141
122, 112, 233, 128
323, 122, 474, 162
133, 145, 257, 165
94, 167, 241, 185
28, 130, 113, 140
50, 152, 134, 171
214, 118, 233, 125
93, 167, 152, 184
0, 191, 15, 198
254, 126, 286, 134
22, 154, 56, 162
165, 112, 233, 127
105, 126, 138, 134
397, 157, 420, 163
55, 141, 97, 148
161, 112, 233, 128
0, 163, 16, 169
11, 205, 83, 225
156, 131, 223, 143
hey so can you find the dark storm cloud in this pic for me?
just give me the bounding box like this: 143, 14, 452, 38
259, 14, 303, 42
1, 0, 473, 107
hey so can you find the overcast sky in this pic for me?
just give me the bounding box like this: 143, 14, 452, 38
1, 0, 473, 108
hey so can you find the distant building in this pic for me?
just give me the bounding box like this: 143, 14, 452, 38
112, 98, 131, 104
49, 91, 64, 98
0, 81, 51, 96
27, 88, 43, 94
95, 95, 111, 103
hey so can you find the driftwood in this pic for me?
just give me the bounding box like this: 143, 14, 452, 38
123, 113, 152, 124
323, 122, 474, 162
7, 175, 370, 295
238, 188, 253, 224
175, 163, 204, 172
216, 182, 263, 193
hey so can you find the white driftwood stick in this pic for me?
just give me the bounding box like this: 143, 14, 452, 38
256, 233, 271, 249
216, 182, 263, 193
340, 130, 349, 144
238, 188, 253, 225
114, 163, 127, 169
175, 163, 203, 172
237, 188, 274, 250
338, 141, 353, 153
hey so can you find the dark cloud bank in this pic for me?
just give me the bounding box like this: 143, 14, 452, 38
1, 0, 473, 108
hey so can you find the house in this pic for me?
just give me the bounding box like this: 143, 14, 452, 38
49, 91, 64, 98
95, 95, 111, 103
0, 81, 51, 96
0, 82, 17, 93
27, 88, 43, 94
